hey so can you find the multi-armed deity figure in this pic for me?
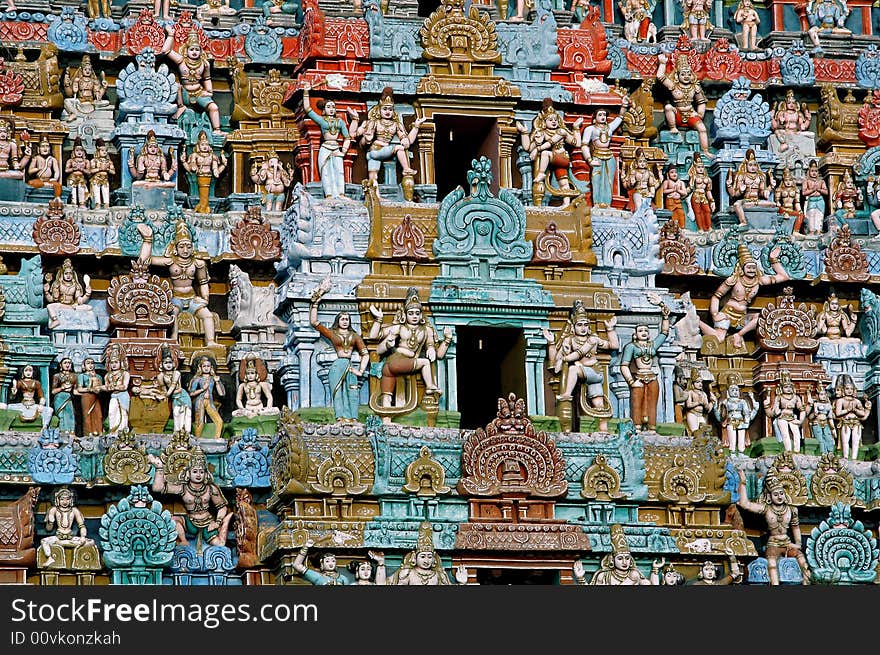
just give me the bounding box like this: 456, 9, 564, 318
1, 365, 53, 429
162, 30, 224, 136
302, 82, 352, 200
62, 55, 109, 123
103, 344, 130, 436
619, 0, 657, 43
816, 290, 857, 340
50, 358, 76, 434
517, 99, 583, 207
311, 280, 368, 423
727, 149, 777, 226
688, 153, 715, 231
580, 98, 628, 208
39, 487, 93, 567
89, 138, 114, 209
833, 373, 871, 460
770, 91, 812, 155
250, 151, 294, 212
682, 368, 715, 436
699, 244, 790, 349
681, 0, 712, 40
181, 131, 227, 214
231, 354, 279, 420
543, 300, 618, 433
137, 220, 218, 347
0, 119, 24, 180
806, 384, 837, 454
763, 370, 807, 453
618, 302, 670, 432
656, 53, 710, 155
129, 130, 176, 188
368, 289, 452, 410
388, 522, 469, 585
75, 358, 103, 437
147, 451, 232, 548
622, 147, 660, 210
189, 355, 225, 439
661, 165, 690, 228
734, 0, 761, 50
806, 0, 851, 51
715, 384, 759, 454
737, 469, 811, 585
573, 524, 652, 585
65, 138, 90, 207
801, 160, 828, 235
350, 87, 426, 195
43, 258, 92, 330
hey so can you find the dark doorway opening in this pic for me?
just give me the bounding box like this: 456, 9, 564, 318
455, 326, 526, 430
476, 568, 560, 585
418, 0, 441, 16
433, 115, 498, 201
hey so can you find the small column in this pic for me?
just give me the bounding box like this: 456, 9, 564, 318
524, 328, 547, 417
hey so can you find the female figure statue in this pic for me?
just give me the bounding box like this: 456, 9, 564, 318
50, 357, 76, 433
302, 82, 352, 199
153, 346, 191, 434
103, 344, 130, 435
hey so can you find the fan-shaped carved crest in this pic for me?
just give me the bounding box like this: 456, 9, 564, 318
809, 453, 855, 507
402, 445, 451, 497
533, 221, 572, 263
269, 409, 311, 495
658, 454, 706, 503
659, 220, 699, 274
32, 199, 80, 255
106, 259, 174, 327
103, 428, 151, 485
765, 452, 808, 505
230, 207, 281, 260
391, 214, 428, 260
458, 394, 568, 497
757, 287, 818, 352
824, 224, 870, 283
581, 454, 624, 500
311, 448, 369, 496
420, 0, 500, 63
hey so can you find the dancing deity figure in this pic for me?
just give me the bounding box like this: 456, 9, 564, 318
661, 165, 690, 228
311, 282, 368, 423
620, 0, 657, 43
688, 153, 715, 231
833, 373, 871, 460
699, 244, 790, 348
50, 358, 76, 433
89, 139, 114, 209
137, 220, 218, 347
543, 301, 619, 433
763, 370, 806, 453
62, 55, 109, 122
0, 121, 24, 179
162, 31, 224, 135
147, 452, 232, 547
806, 385, 837, 454
232, 354, 279, 419
75, 358, 103, 437
816, 290, 856, 340
189, 355, 225, 439
1, 365, 53, 429
250, 151, 293, 212
65, 138, 90, 207
656, 53, 710, 154
714, 384, 758, 453
737, 469, 811, 585
102, 344, 130, 435
302, 82, 352, 199
44, 258, 92, 330
39, 487, 93, 567
801, 160, 828, 235
727, 148, 776, 226
182, 131, 226, 214
574, 525, 652, 585
129, 130, 176, 188
618, 303, 670, 432
682, 368, 715, 436
581, 99, 628, 208
681, 0, 712, 40
622, 147, 660, 210
734, 0, 761, 50
517, 99, 584, 208
368, 289, 452, 410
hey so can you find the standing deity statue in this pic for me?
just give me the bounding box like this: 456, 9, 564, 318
574, 525, 653, 585
87, 0, 111, 18
620, 0, 657, 43
129, 130, 177, 188
88, 138, 115, 209
656, 53, 710, 155
75, 358, 104, 437
25, 136, 62, 198
388, 522, 469, 585
1, 365, 53, 429
137, 220, 218, 347
65, 138, 90, 207
832, 373, 871, 460
62, 55, 109, 123
737, 469, 812, 585
714, 384, 758, 453
581, 99, 628, 208
310, 281, 368, 423
250, 150, 294, 212
681, 0, 713, 40
39, 487, 94, 567
302, 82, 352, 200
806, 384, 837, 454
622, 147, 660, 210
727, 148, 777, 226
517, 98, 584, 208
43, 258, 93, 330
776, 166, 804, 233
350, 87, 426, 195
687, 153, 715, 231
181, 131, 227, 214
834, 169, 861, 220
162, 31, 224, 135
691, 550, 743, 585
149, 346, 192, 434
102, 344, 130, 436
0, 120, 24, 179
348, 552, 387, 585
816, 290, 857, 340
291, 539, 351, 585
50, 357, 77, 434
683, 368, 715, 436
801, 160, 828, 235
147, 452, 232, 547
231, 354, 279, 419
806, 0, 851, 50
543, 301, 619, 433
367, 289, 452, 410
189, 355, 225, 439
699, 244, 790, 349
734, 0, 761, 50
618, 302, 670, 432
661, 165, 691, 228
763, 370, 807, 453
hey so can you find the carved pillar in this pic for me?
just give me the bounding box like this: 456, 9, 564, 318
436, 336, 457, 412
498, 122, 518, 190
524, 328, 547, 417
278, 354, 301, 410
658, 341, 683, 425
416, 120, 436, 187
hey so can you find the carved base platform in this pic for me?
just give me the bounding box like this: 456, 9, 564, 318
0, 567, 28, 584
130, 185, 178, 211
0, 179, 27, 203
39, 571, 96, 585
747, 556, 806, 584
229, 414, 280, 437
37, 542, 102, 574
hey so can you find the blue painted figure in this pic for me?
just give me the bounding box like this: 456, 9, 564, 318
581, 98, 629, 208
50, 357, 76, 433
262, 0, 304, 24
292, 538, 352, 585
302, 82, 352, 199
807, 385, 836, 454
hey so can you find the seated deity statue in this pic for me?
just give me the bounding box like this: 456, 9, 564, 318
62, 55, 109, 123
129, 130, 177, 188
25, 136, 62, 198
388, 522, 469, 585
232, 354, 279, 418
816, 290, 857, 340
775, 166, 804, 232
0, 365, 53, 429
43, 258, 94, 330
39, 487, 95, 567
727, 149, 777, 226
198, 0, 237, 20
770, 91, 813, 157
806, 0, 851, 51
0, 120, 24, 180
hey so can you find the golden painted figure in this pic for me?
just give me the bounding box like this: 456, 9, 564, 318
834, 169, 861, 220
89, 138, 115, 209
775, 166, 804, 232
65, 138, 90, 207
